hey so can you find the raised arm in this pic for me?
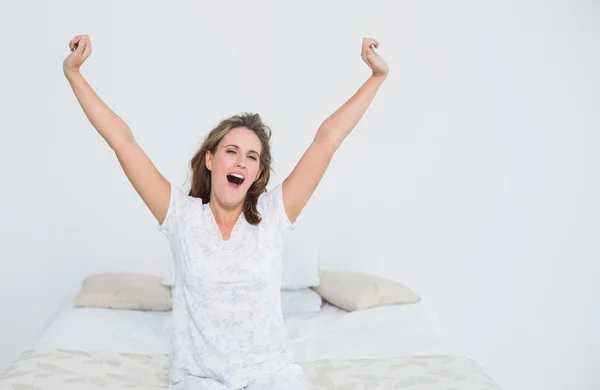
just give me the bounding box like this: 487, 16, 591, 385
282, 37, 389, 223
63, 35, 171, 224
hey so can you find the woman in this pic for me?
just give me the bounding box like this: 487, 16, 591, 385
63, 34, 388, 390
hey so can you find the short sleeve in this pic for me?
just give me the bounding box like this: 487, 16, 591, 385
257, 183, 294, 233
157, 183, 202, 237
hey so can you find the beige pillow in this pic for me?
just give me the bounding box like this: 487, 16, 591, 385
73, 273, 172, 311
312, 269, 420, 311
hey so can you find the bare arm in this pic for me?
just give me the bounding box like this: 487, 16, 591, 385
63, 35, 170, 224
282, 37, 389, 223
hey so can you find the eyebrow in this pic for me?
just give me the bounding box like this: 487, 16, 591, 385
224, 144, 260, 156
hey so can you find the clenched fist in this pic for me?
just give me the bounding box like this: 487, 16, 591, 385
63, 35, 92, 74
361, 37, 388, 78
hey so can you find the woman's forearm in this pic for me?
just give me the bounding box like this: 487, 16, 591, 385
315, 74, 387, 149
65, 70, 134, 150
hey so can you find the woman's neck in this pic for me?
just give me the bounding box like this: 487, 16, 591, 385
208, 195, 244, 226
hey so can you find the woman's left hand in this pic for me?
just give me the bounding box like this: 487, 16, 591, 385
361, 37, 388, 78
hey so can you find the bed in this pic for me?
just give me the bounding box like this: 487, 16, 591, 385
0, 298, 502, 389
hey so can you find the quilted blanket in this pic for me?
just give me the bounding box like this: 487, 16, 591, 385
0, 349, 502, 389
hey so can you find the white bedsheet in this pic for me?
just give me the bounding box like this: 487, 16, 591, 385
284, 302, 447, 361
34, 301, 447, 362
35, 302, 172, 355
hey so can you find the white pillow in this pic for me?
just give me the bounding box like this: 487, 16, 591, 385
281, 288, 322, 314
162, 274, 174, 287
280, 227, 320, 289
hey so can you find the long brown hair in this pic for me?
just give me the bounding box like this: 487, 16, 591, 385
188, 113, 273, 225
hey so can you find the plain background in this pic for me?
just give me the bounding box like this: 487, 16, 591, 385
0, 1, 598, 389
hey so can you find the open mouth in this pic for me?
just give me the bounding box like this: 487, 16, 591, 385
226, 173, 245, 187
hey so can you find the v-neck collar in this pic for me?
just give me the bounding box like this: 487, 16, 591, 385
206, 203, 244, 243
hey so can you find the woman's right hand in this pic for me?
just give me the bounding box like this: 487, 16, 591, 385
63, 35, 92, 75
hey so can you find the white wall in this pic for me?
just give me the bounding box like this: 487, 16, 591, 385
0, 1, 598, 389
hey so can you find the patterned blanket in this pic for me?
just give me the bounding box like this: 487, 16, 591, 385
0, 349, 501, 389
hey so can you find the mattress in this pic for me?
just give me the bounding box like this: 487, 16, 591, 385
33, 301, 448, 362
1, 301, 503, 389
0, 349, 502, 390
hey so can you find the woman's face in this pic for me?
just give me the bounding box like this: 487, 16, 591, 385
206, 126, 263, 207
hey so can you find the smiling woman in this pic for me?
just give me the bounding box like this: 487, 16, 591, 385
62, 33, 389, 389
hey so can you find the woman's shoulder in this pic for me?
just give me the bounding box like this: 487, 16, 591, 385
158, 184, 205, 235
257, 183, 284, 213
257, 183, 294, 232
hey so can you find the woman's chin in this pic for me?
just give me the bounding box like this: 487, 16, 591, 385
217, 186, 247, 206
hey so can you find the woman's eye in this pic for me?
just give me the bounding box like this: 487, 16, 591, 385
227, 150, 236, 154
248, 155, 257, 161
